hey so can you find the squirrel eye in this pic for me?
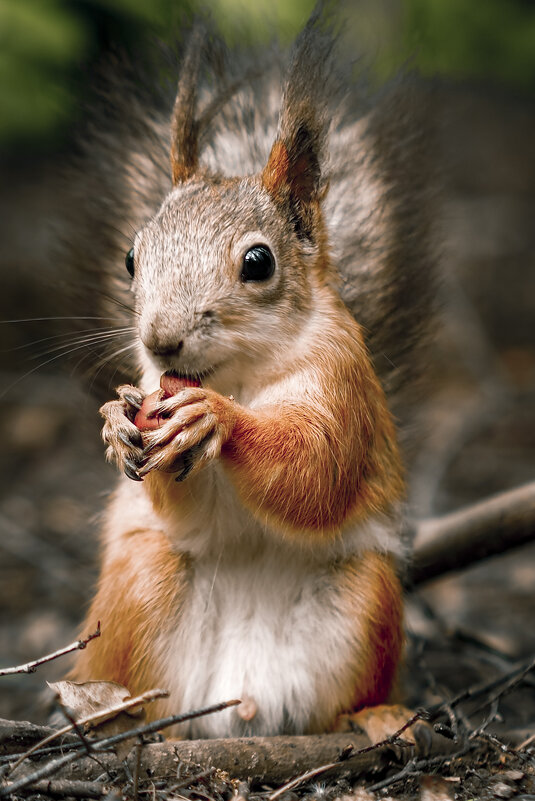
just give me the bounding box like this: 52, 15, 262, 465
241, 245, 275, 282
125, 247, 135, 278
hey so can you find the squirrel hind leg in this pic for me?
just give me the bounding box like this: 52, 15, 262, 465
333, 704, 445, 758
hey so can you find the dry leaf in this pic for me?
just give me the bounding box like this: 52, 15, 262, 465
48, 679, 145, 759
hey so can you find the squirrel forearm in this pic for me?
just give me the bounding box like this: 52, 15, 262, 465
222, 392, 403, 538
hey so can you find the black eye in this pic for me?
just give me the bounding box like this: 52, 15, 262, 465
125, 247, 135, 278
241, 245, 275, 282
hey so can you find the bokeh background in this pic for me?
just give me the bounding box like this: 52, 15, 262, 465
1, 0, 534, 728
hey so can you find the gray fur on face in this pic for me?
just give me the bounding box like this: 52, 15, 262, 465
134, 176, 315, 378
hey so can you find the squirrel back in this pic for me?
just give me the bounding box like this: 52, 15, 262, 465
59, 17, 437, 462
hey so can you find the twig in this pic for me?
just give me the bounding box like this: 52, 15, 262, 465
11, 778, 110, 798
365, 756, 419, 793
349, 709, 425, 755
518, 732, 535, 751
133, 739, 142, 801
423, 652, 535, 724
267, 759, 341, 801
470, 653, 535, 717
58, 703, 95, 757
7, 687, 169, 776
0, 623, 101, 677
473, 731, 530, 761
469, 699, 500, 738
268, 710, 424, 800
55, 702, 114, 785
168, 767, 217, 793
366, 741, 473, 793
411, 481, 535, 585
0, 699, 240, 797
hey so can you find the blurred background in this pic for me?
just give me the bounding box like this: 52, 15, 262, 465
0, 0, 534, 727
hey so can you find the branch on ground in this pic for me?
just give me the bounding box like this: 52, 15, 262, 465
411, 481, 535, 585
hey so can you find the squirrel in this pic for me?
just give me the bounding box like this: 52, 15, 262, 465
68, 11, 437, 739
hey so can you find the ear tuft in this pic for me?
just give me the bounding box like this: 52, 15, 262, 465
262, 9, 337, 237
170, 26, 205, 185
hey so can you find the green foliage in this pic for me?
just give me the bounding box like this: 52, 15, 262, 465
209, 0, 315, 45
0, 0, 87, 144
405, 0, 535, 90
0, 0, 185, 148
0, 0, 533, 150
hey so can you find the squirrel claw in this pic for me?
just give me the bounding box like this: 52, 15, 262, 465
175, 451, 195, 482
123, 393, 143, 411
124, 460, 143, 482
118, 429, 143, 449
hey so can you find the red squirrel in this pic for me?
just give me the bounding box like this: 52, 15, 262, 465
70, 13, 436, 739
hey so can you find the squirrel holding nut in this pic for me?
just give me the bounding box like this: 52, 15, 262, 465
69, 11, 437, 739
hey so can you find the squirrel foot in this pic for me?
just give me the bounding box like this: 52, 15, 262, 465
333, 704, 435, 757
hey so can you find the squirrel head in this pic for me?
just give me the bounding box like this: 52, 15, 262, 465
130, 19, 335, 391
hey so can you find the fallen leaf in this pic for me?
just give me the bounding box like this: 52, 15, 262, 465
48, 679, 145, 759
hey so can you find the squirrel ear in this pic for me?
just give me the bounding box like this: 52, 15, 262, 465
170, 27, 205, 185
262, 10, 334, 238
262, 121, 321, 207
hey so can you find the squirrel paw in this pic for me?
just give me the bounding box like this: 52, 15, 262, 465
100, 385, 145, 481
334, 704, 435, 757
138, 387, 236, 479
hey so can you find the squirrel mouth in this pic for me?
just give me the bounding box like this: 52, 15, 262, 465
164, 367, 214, 382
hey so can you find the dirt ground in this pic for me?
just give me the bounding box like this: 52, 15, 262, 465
0, 82, 534, 799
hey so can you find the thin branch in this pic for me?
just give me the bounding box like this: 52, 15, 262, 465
0, 623, 101, 677
469, 654, 535, 719
0, 699, 240, 797
268, 759, 342, 801
349, 709, 425, 755
10, 779, 111, 798
168, 767, 217, 793
7, 687, 169, 776
57, 704, 95, 757
268, 710, 424, 800
518, 732, 535, 751
366, 741, 473, 794
411, 481, 535, 585
133, 739, 142, 801
427, 652, 535, 718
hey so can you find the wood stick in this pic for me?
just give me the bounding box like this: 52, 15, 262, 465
0, 732, 396, 791
13, 779, 110, 798
6, 688, 169, 776
0, 720, 76, 756
0, 624, 101, 677
0, 700, 241, 797
0, 718, 459, 794
411, 481, 535, 585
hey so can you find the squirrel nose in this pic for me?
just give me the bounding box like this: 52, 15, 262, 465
143, 335, 184, 358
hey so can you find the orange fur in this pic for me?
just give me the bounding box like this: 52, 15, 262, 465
222, 301, 404, 539
72, 527, 187, 706
344, 553, 403, 711
262, 140, 290, 196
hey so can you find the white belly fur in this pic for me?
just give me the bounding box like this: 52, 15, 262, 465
162, 541, 358, 737
144, 466, 402, 738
